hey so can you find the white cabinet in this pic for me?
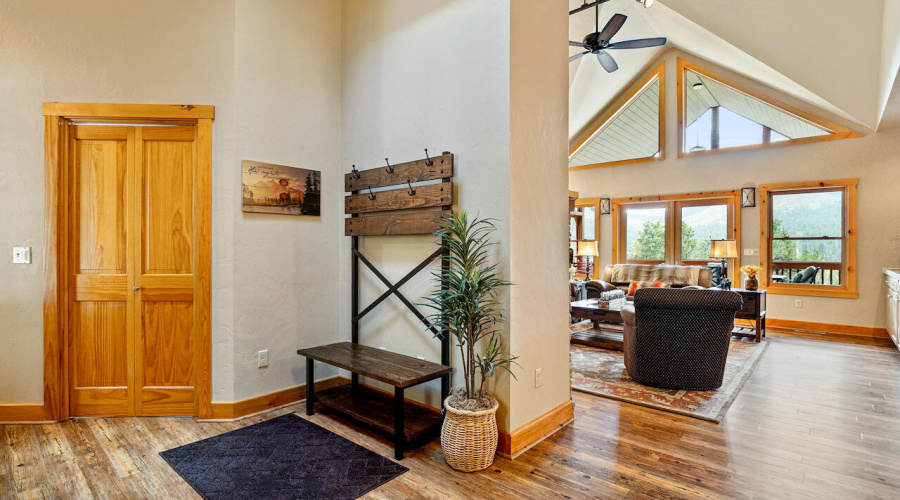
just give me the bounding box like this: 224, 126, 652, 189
885, 270, 900, 350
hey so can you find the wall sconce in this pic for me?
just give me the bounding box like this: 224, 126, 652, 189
599, 197, 611, 215
741, 187, 756, 208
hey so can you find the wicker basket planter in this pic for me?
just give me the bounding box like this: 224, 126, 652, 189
441, 398, 500, 472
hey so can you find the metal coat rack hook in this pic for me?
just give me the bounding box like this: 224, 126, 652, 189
406, 179, 416, 196
424, 149, 433, 166
351, 164, 360, 179
385, 158, 394, 174
366, 186, 376, 200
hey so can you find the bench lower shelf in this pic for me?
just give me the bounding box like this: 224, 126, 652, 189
314, 384, 442, 442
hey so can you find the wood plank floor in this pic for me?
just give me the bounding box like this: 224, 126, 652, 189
2, 332, 899, 499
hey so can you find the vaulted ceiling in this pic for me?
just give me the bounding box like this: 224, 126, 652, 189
569, 0, 900, 140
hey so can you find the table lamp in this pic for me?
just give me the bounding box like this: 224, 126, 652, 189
709, 239, 738, 289
576, 240, 599, 277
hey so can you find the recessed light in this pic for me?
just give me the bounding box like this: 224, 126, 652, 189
637, 0, 655, 8
692, 82, 704, 90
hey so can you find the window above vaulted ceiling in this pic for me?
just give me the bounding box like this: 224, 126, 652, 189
678, 58, 860, 158
569, 62, 665, 171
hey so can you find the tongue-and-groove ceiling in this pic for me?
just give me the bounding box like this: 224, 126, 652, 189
569, 0, 900, 139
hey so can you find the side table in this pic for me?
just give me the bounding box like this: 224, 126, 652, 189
731, 288, 766, 342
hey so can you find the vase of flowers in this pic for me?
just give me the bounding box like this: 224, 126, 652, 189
741, 265, 762, 291
424, 211, 518, 472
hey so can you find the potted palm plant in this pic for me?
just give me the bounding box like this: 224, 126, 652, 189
423, 211, 518, 472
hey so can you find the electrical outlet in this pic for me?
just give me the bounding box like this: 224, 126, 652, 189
534, 367, 542, 388
12, 247, 31, 264
257, 349, 269, 368
416, 356, 426, 360
795, 300, 803, 308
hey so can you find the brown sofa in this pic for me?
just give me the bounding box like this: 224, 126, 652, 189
621, 288, 743, 390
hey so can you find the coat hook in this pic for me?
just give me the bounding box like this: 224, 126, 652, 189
351, 164, 360, 179
424, 149, 433, 166
366, 186, 376, 200
385, 158, 394, 174
406, 179, 417, 196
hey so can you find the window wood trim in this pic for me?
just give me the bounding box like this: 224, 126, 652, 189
758, 178, 857, 298
676, 58, 861, 159
569, 61, 665, 171
612, 190, 742, 283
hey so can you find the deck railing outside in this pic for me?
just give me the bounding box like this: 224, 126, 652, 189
771, 261, 842, 285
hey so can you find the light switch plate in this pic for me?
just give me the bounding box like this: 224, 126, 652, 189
743, 248, 758, 256
13, 247, 31, 264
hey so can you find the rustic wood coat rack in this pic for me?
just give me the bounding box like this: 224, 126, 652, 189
297, 151, 454, 459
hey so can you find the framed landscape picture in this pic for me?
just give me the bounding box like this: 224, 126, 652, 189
241, 160, 321, 216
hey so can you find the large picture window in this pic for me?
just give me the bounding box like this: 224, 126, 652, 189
759, 179, 857, 297
613, 191, 741, 283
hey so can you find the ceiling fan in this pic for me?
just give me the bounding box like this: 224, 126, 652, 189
569, 8, 667, 73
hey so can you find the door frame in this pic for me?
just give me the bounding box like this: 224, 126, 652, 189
42, 102, 215, 420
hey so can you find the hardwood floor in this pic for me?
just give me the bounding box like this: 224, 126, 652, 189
2, 333, 899, 499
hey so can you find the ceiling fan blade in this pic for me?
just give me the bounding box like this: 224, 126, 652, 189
608, 37, 667, 49
569, 51, 589, 62
599, 14, 627, 42
569, 41, 587, 47
596, 50, 619, 72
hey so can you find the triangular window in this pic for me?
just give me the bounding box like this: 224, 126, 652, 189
569, 62, 664, 170
679, 58, 859, 157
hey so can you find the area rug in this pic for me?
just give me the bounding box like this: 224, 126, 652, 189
160, 413, 407, 500
570, 339, 768, 423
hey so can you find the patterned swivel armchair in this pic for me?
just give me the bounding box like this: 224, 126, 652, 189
621, 288, 743, 390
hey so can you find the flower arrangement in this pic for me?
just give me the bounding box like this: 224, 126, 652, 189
740, 265, 762, 277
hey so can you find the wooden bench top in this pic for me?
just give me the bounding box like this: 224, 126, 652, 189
297, 342, 451, 388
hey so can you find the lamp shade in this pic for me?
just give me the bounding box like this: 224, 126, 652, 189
709, 239, 738, 259
576, 240, 599, 257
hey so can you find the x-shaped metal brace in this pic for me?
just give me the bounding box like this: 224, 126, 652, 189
352, 246, 446, 339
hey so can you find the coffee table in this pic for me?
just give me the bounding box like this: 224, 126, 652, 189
570, 299, 629, 351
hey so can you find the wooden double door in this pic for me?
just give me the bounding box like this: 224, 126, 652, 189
69, 124, 201, 417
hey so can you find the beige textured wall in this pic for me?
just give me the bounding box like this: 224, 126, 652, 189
338, 0, 514, 425
569, 50, 900, 330
508, 0, 571, 431
0, 0, 343, 404
339, 0, 572, 433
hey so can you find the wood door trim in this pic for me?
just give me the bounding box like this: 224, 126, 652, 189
42, 103, 214, 421
43, 102, 214, 120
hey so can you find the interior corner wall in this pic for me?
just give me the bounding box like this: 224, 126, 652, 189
338, 0, 514, 428
0, 0, 344, 405
569, 49, 900, 330
508, 0, 571, 431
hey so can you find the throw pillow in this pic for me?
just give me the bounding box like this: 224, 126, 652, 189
627, 281, 670, 296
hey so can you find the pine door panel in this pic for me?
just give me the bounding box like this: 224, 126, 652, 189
69, 126, 134, 417
135, 126, 197, 416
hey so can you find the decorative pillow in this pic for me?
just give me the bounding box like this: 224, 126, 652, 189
627, 281, 670, 296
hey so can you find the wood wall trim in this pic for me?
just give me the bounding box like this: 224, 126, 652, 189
676, 57, 861, 159
568, 61, 665, 171
43, 115, 66, 422
195, 119, 214, 419
497, 399, 574, 459
42, 102, 214, 120
0, 404, 49, 423
208, 376, 349, 421
765, 319, 889, 339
